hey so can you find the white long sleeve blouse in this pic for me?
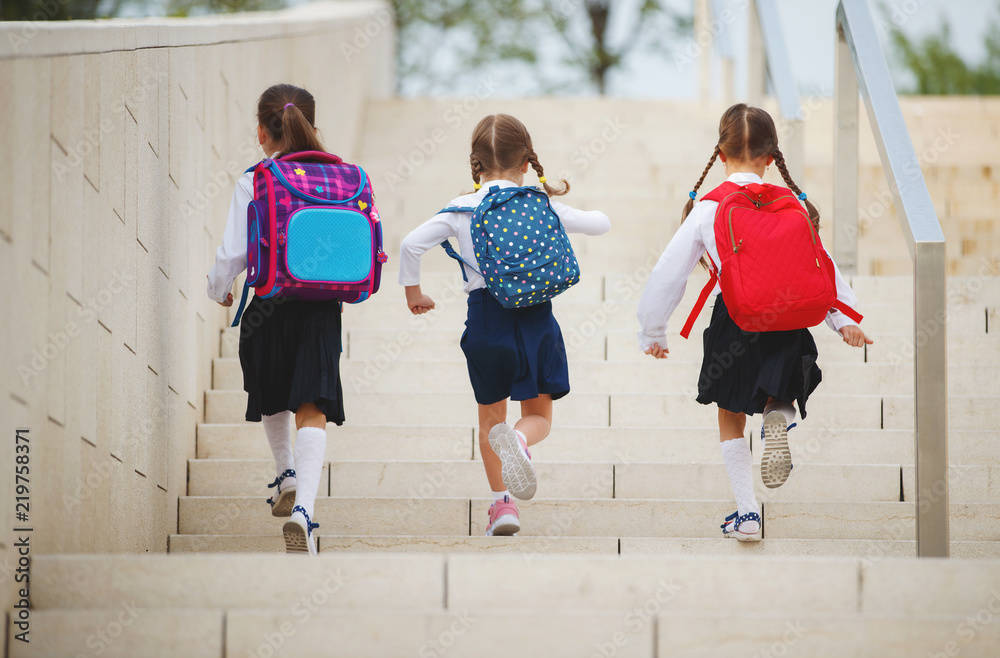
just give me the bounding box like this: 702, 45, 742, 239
636, 172, 860, 353
206, 170, 255, 304
398, 180, 612, 293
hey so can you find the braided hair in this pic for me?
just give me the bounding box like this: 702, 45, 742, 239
469, 114, 569, 196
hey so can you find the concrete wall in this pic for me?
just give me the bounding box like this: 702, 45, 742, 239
0, 0, 394, 612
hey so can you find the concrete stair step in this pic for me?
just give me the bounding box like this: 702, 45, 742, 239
168, 533, 1000, 559
177, 496, 999, 541
35, 552, 1000, 617
168, 533, 620, 554
214, 356, 999, 397
196, 423, 997, 466
189, 459, 905, 503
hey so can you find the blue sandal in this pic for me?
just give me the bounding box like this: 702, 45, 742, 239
721, 510, 762, 542
282, 505, 320, 555
266, 469, 297, 517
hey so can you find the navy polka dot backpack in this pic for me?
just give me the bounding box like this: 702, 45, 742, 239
438, 185, 580, 308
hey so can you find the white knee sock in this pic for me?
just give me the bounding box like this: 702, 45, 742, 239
764, 400, 796, 426
720, 437, 760, 533
261, 412, 294, 477
293, 426, 328, 520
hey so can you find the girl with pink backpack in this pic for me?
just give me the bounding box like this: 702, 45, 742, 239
637, 104, 873, 542
207, 84, 382, 555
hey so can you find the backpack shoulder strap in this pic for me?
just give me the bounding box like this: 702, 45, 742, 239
831, 300, 864, 324
700, 181, 743, 204
679, 264, 719, 340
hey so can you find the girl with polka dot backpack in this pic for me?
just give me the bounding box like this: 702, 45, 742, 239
398, 113, 610, 537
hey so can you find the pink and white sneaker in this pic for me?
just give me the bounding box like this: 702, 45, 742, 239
488, 423, 537, 500
486, 495, 520, 536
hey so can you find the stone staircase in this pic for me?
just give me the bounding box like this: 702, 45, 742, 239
15, 99, 1000, 656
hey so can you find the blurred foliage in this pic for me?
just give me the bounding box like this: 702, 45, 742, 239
166, 0, 286, 17
887, 3, 1000, 94
391, 0, 688, 95
1, 0, 124, 20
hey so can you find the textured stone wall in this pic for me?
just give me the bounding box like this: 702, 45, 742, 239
0, 0, 394, 612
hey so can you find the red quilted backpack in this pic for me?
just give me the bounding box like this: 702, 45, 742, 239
680, 181, 862, 338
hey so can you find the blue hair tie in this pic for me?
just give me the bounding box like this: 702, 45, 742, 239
798, 192, 807, 201
689, 190, 697, 200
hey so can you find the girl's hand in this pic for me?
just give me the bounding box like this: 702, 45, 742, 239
405, 284, 435, 315
407, 294, 436, 315
840, 325, 873, 348
218, 293, 234, 308
645, 342, 669, 359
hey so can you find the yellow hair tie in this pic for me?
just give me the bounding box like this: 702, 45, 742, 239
538, 176, 547, 183
473, 183, 482, 190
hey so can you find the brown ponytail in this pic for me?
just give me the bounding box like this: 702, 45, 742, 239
469, 114, 569, 196
771, 147, 820, 229
256, 84, 326, 158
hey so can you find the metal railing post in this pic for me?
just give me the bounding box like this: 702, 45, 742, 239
914, 240, 950, 557
834, 25, 860, 275
747, 0, 766, 107
837, 0, 949, 557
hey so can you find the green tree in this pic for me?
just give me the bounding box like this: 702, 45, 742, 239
1, 0, 125, 21
166, 0, 285, 18
391, 0, 688, 96
888, 4, 1000, 94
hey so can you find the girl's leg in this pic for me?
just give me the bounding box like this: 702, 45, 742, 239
718, 407, 760, 535
291, 402, 327, 520
764, 396, 796, 425
516, 394, 553, 447
477, 400, 508, 493
261, 411, 295, 477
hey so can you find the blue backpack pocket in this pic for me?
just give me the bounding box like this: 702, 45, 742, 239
284, 207, 373, 284
246, 200, 268, 286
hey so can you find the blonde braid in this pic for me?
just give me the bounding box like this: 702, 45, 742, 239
526, 151, 569, 196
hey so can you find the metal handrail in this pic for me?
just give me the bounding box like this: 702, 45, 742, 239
834, 0, 949, 557
753, 0, 802, 120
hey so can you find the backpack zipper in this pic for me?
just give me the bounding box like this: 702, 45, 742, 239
723, 191, 816, 254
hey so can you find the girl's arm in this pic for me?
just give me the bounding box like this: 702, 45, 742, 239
549, 200, 611, 236
825, 250, 874, 346
206, 173, 254, 304
636, 204, 711, 353
399, 211, 464, 313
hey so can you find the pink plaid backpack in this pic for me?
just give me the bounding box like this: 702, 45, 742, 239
232, 151, 387, 326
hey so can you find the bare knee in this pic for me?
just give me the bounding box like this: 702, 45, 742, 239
295, 402, 325, 429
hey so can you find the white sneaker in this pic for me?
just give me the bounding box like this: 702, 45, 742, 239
282, 506, 318, 555
488, 423, 537, 500
760, 411, 794, 489
267, 469, 297, 517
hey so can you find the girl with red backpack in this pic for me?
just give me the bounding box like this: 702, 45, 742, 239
399, 113, 610, 537
636, 103, 872, 542
207, 84, 377, 555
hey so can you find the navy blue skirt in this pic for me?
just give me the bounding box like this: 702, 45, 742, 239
696, 294, 822, 418
461, 289, 571, 405
238, 295, 345, 425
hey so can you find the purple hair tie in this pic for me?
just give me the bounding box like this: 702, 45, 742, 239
283, 103, 295, 110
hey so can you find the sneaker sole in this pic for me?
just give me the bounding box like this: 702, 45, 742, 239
722, 519, 763, 542
489, 424, 537, 500
282, 519, 315, 555
486, 513, 521, 536
270, 485, 296, 517
761, 410, 792, 489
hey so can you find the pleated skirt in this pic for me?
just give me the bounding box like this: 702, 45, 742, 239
460, 289, 571, 406
238, 295, 345, 424
696, 294, 822, 418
